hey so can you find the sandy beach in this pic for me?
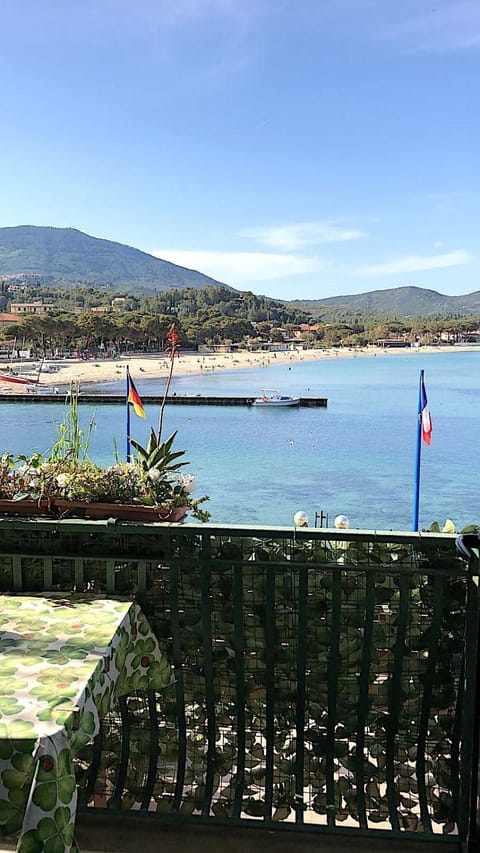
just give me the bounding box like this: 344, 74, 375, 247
0, 344, 478, 394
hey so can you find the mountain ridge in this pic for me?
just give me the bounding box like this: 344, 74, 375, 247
0, 225, 231, 293
1, 226, 479, 316
290, 285, 480, 316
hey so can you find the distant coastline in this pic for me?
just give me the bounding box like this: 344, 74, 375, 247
0, 344, 478, 395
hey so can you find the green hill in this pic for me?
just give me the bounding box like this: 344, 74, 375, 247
0, 226, 231, 293
291, 286, 480, 318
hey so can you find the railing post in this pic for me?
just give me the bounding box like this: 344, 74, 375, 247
460, 554, 480, 851
200, 530, 216, 816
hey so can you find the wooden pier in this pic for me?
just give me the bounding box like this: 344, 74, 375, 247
0, 394, 327, 407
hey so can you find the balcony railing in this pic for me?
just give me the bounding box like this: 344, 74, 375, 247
0, 518, 478, 849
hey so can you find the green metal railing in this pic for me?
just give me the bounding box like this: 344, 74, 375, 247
0, 518, 478, 848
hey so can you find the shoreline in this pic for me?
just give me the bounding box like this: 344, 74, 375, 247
0, 344, 478, 395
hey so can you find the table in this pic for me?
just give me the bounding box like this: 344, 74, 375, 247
0, 595, 172, 852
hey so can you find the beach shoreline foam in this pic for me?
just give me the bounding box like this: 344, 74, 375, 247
0, 344, 478, 395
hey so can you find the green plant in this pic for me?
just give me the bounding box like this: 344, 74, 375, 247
0, 446, 209, 521
49, 383, 96, 463
53, 462, 148, 503
427, 518, 479, 534
0, 339, 210, 521
129, 430, 186, 499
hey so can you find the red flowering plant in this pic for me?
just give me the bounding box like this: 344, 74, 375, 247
156, 322, 181, 442
129, 323, 210, 521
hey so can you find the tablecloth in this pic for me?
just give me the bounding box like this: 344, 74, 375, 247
0, 595, 172, 852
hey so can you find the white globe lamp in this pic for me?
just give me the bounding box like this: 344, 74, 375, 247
294, 511, 309, 527
334, 514, 350, 530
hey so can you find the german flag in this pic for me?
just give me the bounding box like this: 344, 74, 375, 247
127, 368, 146, 419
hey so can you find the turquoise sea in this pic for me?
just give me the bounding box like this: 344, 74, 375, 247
0, 350, 479, 531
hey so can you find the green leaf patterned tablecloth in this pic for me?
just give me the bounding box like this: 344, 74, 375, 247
0, 595, 173, 852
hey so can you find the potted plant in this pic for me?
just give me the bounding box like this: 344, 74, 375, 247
0, 440, 209, 522
0, 325, 210, 522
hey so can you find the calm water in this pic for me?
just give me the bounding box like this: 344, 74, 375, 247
1, 350, 478, 531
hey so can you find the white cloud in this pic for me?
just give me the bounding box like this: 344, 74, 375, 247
242, 221, 365, 252
355, 249, 471, 278
150, 249, 326, 285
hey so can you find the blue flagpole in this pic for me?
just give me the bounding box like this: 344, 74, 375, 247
126, 366, 131, 463
411, 369, 424, 531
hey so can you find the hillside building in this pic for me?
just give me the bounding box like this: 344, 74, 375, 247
375, 338, 410, 348
10, 301, 51, 315
0, 313, 21, 328
90, 306, 111, 315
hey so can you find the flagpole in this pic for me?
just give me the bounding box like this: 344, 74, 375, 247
126, 366, 131, 463
411, 369, 424, 532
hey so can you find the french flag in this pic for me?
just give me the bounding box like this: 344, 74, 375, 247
420, 376, 432, 446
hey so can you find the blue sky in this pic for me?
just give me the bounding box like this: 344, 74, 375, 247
1, 0, 479, 299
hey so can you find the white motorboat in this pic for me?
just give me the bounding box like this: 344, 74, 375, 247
254, 389, 300, 407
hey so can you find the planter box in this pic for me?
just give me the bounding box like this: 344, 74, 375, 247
0, 499, 52, 517
53, 500, 188, 523
0, 499, 188, 523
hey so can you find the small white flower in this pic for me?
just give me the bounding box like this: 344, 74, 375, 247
56, 473, 69, 488
178, 474, 196, 493
147, 468, 161, 482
